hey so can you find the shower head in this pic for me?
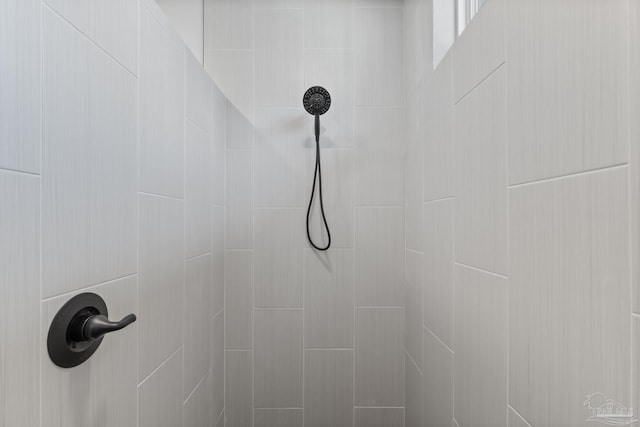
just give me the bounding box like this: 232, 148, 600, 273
303, 86, 331, 116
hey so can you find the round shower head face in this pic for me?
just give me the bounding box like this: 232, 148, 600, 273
303, 86, 331, 115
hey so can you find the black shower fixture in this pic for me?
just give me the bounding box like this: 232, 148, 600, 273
304, 86, 332, 251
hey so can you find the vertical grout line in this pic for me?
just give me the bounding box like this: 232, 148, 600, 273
135, 1, 142, 425
251, 2, 256, 426
38, 1, 44, 426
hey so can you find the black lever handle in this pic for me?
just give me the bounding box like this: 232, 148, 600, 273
82, 314, 137, 341
48, 292, 138, 368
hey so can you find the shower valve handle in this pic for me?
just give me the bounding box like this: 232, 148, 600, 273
74, 313, 137, 341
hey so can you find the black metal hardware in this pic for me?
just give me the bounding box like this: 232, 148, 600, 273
47, 292, 136, 368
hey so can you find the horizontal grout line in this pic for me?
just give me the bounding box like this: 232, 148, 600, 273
304, 348, 354, 351
138, 191, 184, 201
355, 306, 404, 309
43, 3, 137, 78
41, 273, 137, 302
254, 407, 303, 410
0, 167, 40, 177
454, 262, 508, 280
212, 307, 224, 320
224, 248, 254, 252
185, 116, 210, 136
184, 370, 209, 404
424, 325, 454, 355
254, 307, 303, 310
354, 205, 405, 209
508, 405, 533, 427
424, 196, 454, 204
631, 312, 640, 318
406, 248, 424, 256
215, 408, 224, 425
185, 252, 212, 262
454, 61, 506, 106
224, 349, 253, 352
354, 406, 405, 409
354, 105, 404, 109
253, 206, 305, 210
138, 346, 183, 387
508, 163, 628, 189
204, 48, 253, 53
303, 48, 355, 51
405, 350, 423, 377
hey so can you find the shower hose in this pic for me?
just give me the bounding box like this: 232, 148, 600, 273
306, 114, 331, 251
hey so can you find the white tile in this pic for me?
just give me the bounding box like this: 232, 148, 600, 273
205, 50, 254, 119
255, 0, 303, 8
211, 205, 225, 315
185, 119, 213, 259
303, 50, 354, 148
227, 101, 253, 149
43, 0, 137, 73
354, 408, 404, 427
204, 0, 253, 50
405, 250, 423, 370
354, 107, 405, 206
42, 9, 137, 297
254, 209, 304, 307
212, 83, 226, 205
254, 409, 303, 427
633, 316, 640, 427
423, 198, 454, 349
403, 0, 431, 88
355, 308, 404, 406
424, 53, 454, 202
184, 374, 212, 427
454, 264, 507, 427
631, 0, 640, 314
304, 0, 354, 49
155, 0, 204, 64
354, 7, 404, 106
304, 249, 354, 348
452, 0, 505, 102
355, 207, 404, 307
305, 148, 354, 249
255, 9, 304, 107
42, 276, 137, 427
254, 309, 303, 408
508, 407, 531, 427
224, 250, 253, 350
138, 349, 183, 427
0, 171, 39, 427
184, 254, 212, 399
304, 350, 354, 427
185, 50, 214, 135
254, 108, 306, 208
139, 3, 184, 198
405, 139, 423, 252
423, 327, 454, 427
211, 310, 224, 423
454, 65, 507, 275
507, 0, 628, 185
0, 0, 40, 173
138, 194, 184, 381
509, 167, 630, 426
226, 351, 253, 427
226, 149, 253, 249
405, 353, 422, 427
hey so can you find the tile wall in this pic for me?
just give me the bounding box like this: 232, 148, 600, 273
204, 0, 407, 425
403, 0, 636, 426
0, 0, 226, 425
